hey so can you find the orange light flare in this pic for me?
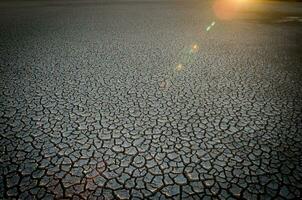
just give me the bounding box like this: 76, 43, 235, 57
213, 0, 249, 20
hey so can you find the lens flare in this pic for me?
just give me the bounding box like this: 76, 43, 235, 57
206, 25, 212, 32
191, 44, 199, 53
206, 21, 216, 32
176, 64, 183, 71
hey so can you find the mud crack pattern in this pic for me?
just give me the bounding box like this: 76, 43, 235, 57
1, 0, 302, 199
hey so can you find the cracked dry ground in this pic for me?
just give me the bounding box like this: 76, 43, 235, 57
1, 0, 302, 199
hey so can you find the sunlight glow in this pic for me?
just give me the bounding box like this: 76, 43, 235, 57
213, 0, 248, 20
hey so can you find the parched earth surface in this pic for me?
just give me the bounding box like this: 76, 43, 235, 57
1, 0, 302, 199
